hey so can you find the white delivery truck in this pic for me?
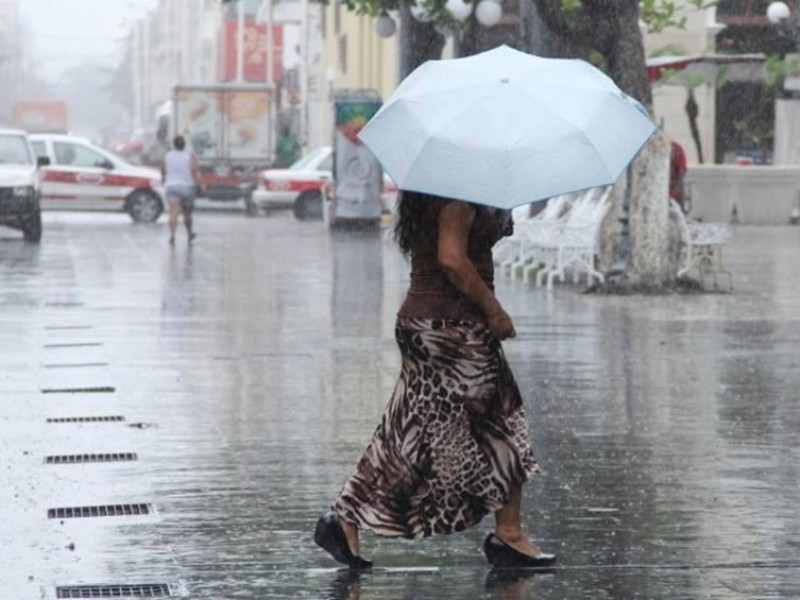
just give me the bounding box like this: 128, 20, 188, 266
166, 84, 275, 214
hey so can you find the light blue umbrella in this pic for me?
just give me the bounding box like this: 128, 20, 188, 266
358, 45, 657, 209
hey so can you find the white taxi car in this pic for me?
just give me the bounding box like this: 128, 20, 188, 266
30, 134, 165, 222
253, 146, 333, 217
253, 146, 398, 220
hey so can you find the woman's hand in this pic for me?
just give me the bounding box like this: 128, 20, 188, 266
487, 306, 516, 340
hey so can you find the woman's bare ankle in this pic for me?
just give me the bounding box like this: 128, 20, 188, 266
494, 526, 542, 557
495, 525, 524, 543
340, 517, 360, 555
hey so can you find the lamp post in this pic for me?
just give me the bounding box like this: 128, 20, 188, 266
374, 0, 505, 40
766, 1, 800, 57
766, 2, 800, 222
767, 1, 792, 25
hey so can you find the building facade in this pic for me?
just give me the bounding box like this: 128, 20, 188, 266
644, 5, 724, 165
0, 0, 24, 125
130, 0, 223, 131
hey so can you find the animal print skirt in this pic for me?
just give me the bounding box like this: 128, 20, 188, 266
332, 317, 540, 539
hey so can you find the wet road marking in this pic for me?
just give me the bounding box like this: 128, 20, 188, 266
47, 416, 125, 423
56, 583, 173, 598
41, 386, 116, 394
48, 503, 153, 519
43, 362, 110, 368
45, 452, 138, 465
44, 302, 84, 307
43, 342, 103, 348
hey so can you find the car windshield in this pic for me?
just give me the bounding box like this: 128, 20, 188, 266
0, 135, 33, 166
290, 148, 329, 170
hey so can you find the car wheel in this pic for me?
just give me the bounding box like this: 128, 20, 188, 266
127, 190, 163, 223
293, 191, 323, 221
22, 210, 42, 243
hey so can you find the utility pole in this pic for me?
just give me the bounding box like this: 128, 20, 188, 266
299, 0, 309, 147
265, 0, 274, 89
236, 0, 245, 82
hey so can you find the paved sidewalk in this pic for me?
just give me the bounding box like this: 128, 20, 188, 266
1, 212, 799, 599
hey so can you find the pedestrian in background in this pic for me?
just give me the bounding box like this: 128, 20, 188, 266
162, 135, 203, 245
670, 140, 689, 214
314, 191, 556, 570
273, 125, 301, 168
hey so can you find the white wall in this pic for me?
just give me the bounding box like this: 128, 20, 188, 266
644, 5, 722, 165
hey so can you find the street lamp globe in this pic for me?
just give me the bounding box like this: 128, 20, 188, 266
375, 14, 397, 37
767, 1, 791, 24
475, 0, 502, 27
445, 0, 473, 22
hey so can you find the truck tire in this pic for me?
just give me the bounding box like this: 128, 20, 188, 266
22, 210, 42, 243
293, 191, 323, 221
127, 190, 163, 223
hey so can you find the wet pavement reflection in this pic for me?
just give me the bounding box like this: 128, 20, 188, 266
1, 213, 800, 598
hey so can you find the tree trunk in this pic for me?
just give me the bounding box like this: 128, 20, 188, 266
527, 1, 588, 59
399, 6, 446, 78
596, 3, 676, 291
458, 0, 527, 58
605, 1, 651, 108
625, 132, 672, 288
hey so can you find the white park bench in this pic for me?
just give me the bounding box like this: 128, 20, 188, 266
671, 200, 733, 291
496, 188, 610, 289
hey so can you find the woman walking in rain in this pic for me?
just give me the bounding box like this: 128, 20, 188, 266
162, 135, 203, 245
314, 192, 556, 570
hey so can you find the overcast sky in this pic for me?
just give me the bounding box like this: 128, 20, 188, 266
20, 0, 158, 82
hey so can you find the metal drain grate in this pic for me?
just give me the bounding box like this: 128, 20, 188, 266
45, 453, 138, 465
41, 386, 116, 394
43, 362, 110, 369
43, 342, 103, 348
47, 416, 125, 423
56, 583, 172, 598
48, 503, 152, 519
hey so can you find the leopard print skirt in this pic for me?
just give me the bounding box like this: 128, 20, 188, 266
332, 317, 540, 539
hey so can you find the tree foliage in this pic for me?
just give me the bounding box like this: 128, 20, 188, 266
341, 0, 715, 32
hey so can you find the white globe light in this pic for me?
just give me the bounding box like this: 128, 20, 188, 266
475, 0, 502, 27
445, 0, 473, 22
410, 2, 434, 22
767, 1, 791, 24
375, 14, 397, 37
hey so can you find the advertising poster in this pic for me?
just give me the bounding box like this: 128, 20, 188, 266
224, 91, 271, 160
220, 20, 284, 84
333, 92, 383, 223
174, 89, 223, 160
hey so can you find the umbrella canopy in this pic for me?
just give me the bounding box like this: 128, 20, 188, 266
358, 45, 657, 209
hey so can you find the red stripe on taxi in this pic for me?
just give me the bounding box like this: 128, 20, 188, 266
42, 169, 152, 188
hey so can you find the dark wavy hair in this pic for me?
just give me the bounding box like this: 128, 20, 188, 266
394, 190, 444, 255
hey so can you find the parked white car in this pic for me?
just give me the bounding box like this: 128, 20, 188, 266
0, 129, 46, 242
30, 134, 165, 222
253, 146, 333, 219
253, 146, 398, 220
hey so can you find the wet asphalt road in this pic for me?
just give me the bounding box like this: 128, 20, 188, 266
1, 211, 800, 599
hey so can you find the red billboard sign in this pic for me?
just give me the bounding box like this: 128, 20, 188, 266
220, 19, 283, 84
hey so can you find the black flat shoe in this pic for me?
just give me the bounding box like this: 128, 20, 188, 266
483, 533, 557, 569
314, 512, 373, 570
